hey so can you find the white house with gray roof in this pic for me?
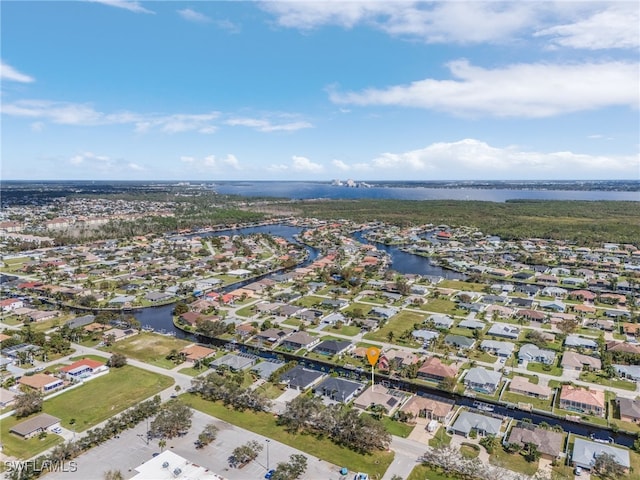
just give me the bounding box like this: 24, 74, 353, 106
571, 438, 630, 471
565, 335, 598, 350
464, 367, 502, 394
480, 340, 515, 358
487, 323, 520, 339
518, 344, 556, 365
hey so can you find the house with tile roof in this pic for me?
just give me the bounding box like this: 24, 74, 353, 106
559, 385, 605, 417
508, 376, 552, 400
60, 358, 108, 381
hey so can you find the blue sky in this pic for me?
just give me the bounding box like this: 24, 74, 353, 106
2, 1, 639, 181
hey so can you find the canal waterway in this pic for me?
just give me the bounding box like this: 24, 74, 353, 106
127, 224, 634, 446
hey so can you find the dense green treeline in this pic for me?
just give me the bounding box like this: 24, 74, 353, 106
286, 199, 640, 244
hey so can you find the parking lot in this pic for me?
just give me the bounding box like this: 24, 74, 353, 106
44, 409, 347, 480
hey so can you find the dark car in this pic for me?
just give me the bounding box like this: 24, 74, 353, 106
265, 469, 275, 479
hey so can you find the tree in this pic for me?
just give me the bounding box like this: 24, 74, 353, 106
271, 454, 308, 480
107, 353, 127, 368
103, 470, 124, 480
195, 423, 218, 449
231, 440, 263, 466
557, 318, 580, 336
441, 376, 458, 393
173, 302, 189, 316
592, 452, 626, 479
149, 400, 193, 439
479, 435, 499, 454
523, 442, 541, 463
14, 390, 43, 418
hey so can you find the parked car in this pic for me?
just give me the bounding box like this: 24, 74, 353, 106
574, 466, 582, 476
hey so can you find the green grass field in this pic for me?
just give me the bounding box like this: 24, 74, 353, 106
181, 394, 394, 478
489, 448, 539, 476
45, 365, 173, 429
105, 332, 192, 368
364, 310, 425, 345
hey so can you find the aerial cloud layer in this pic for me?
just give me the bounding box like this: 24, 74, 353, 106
329, 60, 639, 117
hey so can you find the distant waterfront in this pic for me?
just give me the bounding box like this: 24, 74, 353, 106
213, 181, 640, 202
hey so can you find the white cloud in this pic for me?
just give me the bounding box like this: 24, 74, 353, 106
535, 4, 640, 50
329, 60, 639, 117
226, 117, 312, 132
266, 164, 288, 172
31, 122, 45, 132
68, 151, 144, 173
177, 8, 211, 23
90, 0, 154, 14
262, 2, 539, 44
3, 99, 220, 133
180, 154, 242, 171
291, 155, 324, 173
335, 139, 639, 179
332, 159, 350, 171
1, 61, 35, 83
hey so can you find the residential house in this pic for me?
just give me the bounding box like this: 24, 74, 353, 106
353, 385, 404, 415
19, 373, 64, 393
400, 394, 455, 422
464, 367, 502, 394
312, 339, 352, 356
617, 396, 640, 423
0, 388, 17, 407
516, 309, 546, 322
614, 364, 640, 382
458, 319, 485, 330
444, 334, 475, 350
518, 344, 556, 365
179, 345, 215, 363
10, 414, 61, 439
561, 351, 601, 371
313, 377, 364, 403
369, 306, 399, 319
449, 411, 502, 438
65, 314, 96, 330
254, 328, 293, 347
480, 340, 515, 358
210, 353, 257, 371
564, 335, 598, 351
279, 365, 324, 390
280, 331, 320, 351
60, 358, 108, 381
430, 315, 454, 330
559, 385, 605, 417
417, 357, 458, 383
507, 423, 564, 460
0, 298, 24, 312
607, 341, 640, 356
571, 438, 629, 472
487, 323, 520, 339
412, 329, 440, 346
508, 376, 552, 400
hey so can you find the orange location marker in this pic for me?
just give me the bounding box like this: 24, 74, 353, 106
366, 347, 381, 366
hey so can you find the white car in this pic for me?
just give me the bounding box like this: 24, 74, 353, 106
574, 466, 582, 476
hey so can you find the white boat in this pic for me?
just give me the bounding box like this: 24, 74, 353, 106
473, 401, 495, 412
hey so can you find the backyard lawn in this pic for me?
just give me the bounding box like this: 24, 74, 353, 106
105, 332, 192, 368
45, 365, 173, 429
181, 394, 394, 478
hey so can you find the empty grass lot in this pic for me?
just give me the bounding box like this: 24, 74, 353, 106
489, 448, 539, 476
45, 365, 173, 430
364, 311, 426, 344
105, 332, 192, 369
181, 394, 394, 478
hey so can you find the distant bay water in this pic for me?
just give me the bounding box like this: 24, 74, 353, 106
213, 181, 640, 202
